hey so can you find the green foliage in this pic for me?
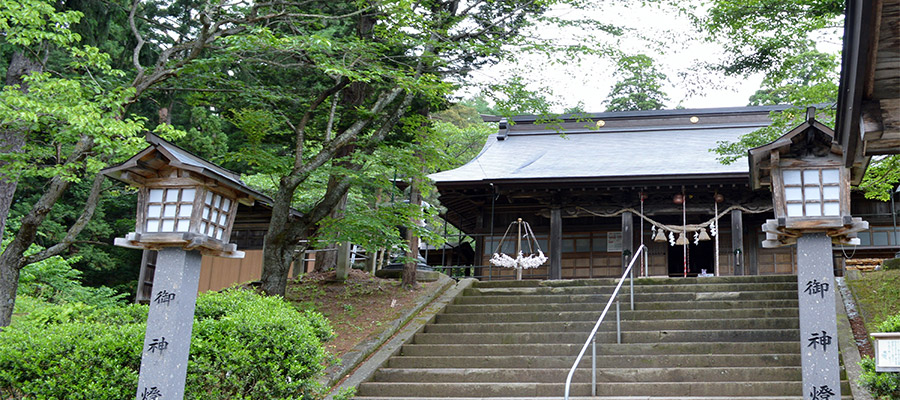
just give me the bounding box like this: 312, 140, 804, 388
189, 289, 333, 398
858, 156, 900, 202
846, 269, 900, 335
0, 316, 144, 400
701, 0, 897, 200
13, 242, 126, 307
884, 258, 900, 271
604, 54, 669, 112
701, 0, 843, 79
858, 314, 900, 400
0, 289, 334, 399
7, 175, 142, 293
486, 76, 557, 118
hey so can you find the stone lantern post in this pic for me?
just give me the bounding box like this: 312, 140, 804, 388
749, 107, 868, 400
103, 134, 264, 400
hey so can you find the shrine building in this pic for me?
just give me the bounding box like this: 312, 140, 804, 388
429, 105, 899, 280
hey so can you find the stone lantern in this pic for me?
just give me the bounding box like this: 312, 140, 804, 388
103, 133, 265, 400
749, 107, 868, 248
748, 107, 868, 400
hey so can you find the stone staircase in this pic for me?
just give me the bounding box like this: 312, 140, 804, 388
353, 275, 852, 399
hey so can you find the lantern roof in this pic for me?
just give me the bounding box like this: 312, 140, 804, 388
102, 133, 270, 206
748, 107, 868, 191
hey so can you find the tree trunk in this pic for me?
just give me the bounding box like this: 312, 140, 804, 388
0, 51, 43, 242
402, 178, 421, 288
0, 261, 20, 328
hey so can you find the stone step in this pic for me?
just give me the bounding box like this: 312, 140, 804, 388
356, 380, 850, 398
413, 329, 799, 345
472, 275, 799, 288
464, 282, 797, 296
454, 291, 797, 305
400, 342, 801, 357
372, 366, 802, 383
425, 318, 799, 333
435, 309, 799, 325
387, 354, 801, 369
446, 300, 800, 313
354, 397, 854, 400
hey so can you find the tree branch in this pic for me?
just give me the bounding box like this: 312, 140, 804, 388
23, 168, 108, 265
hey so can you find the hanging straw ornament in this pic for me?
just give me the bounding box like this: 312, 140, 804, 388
654, 227, 667, 242
489, 220, 549, 270
698, 227, 711, 241
489, 252, 518, 268
675, 231, 689, 246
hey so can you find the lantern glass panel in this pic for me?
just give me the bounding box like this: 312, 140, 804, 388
147, 205, 162, 218
804, 187, 819, 200
785, 188, 803, 201
822, 169, 839, 184
182, 188, 196, 202
166, 190, 179, 202
223, 198, 231, 212
784, 170, 802, 185
805, 203, 822, 217
823, 186, 840, 201
803, 169, 819, 183
149, 189, 164, 202
146, 220, 159, 232
216, 228, 223, 240
163, 205, 177, 217
161, 220, 175, 231
823, 202, 840, 216
177, 220, 190, 232
179, 204, 193, 218
787, 203, 804, 217
205, 192, 213, 205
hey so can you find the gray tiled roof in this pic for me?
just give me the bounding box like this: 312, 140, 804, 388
429, 118, 768, 184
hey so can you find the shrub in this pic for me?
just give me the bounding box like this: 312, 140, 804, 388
0, 319, 144, 400
0, 289, 333, 400
16, 247, 126, 307
187, 289, 334, 399
883, 258, 900, 271
858, 313, 900, 400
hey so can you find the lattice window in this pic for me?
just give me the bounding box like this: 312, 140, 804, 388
783, 168, 840, 217
145, 188, 195, 233
200, 191, 232, 240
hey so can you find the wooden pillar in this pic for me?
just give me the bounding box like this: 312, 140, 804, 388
622, 211, 634, 272
731, 209, 744, 276
746, 227, 758, 275
550, 207, 562, 280
336, 241, 351, 280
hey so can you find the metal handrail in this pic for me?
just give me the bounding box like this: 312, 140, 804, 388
563, 244, 647, 400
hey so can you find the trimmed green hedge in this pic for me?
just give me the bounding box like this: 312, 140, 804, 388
858, 314, 900, 400
0, 289, 333, 399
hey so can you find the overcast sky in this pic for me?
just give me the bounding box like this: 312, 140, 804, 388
458, 2, 784, 112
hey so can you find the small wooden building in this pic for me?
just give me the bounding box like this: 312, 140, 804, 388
429, 105, 899, 280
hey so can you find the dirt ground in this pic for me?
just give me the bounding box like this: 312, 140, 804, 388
285, 269, 438, 358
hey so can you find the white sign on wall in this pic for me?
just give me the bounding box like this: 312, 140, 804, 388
607, 232, 622, 252
872, 333, 900, 372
